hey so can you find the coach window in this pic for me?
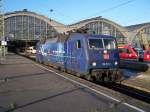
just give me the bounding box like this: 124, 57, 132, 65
119, 48, 128, 53
76, 40, 81, 49
127, 49, 132, 54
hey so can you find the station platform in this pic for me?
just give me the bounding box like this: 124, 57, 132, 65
20, 52, 150, 94
0, 53, 150, 112
121, 69, 150, 93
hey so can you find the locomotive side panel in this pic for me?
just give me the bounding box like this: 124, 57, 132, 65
45, 43, 65, 68
64, 35, 89, 75
36, 43, 46, 63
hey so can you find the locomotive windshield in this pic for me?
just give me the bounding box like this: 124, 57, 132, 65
89, 39, 103, 49
89, 38, 116, 49
103, 38, 116, 49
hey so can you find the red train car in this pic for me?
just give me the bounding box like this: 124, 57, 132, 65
118, 45, 138, 60
144, 48, 150, 61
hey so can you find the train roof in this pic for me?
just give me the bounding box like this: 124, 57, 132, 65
39, 34, 69, 44
70, 33, 115, 38
41, 33, 115, 44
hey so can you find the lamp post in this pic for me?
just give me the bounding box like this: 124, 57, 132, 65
0, 0, 5, 61
50, 9, 53, 20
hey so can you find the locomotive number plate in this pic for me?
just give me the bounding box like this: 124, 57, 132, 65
103, 54, 109, 59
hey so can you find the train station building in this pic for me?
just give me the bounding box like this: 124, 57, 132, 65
4, 9, 67, 49
3, 9, 150, 49
126, 23, 150, 49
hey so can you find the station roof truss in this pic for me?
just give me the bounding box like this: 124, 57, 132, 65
126, 22, 150, 47
3, 10, 150, 47
68, 16, 129, 38
4, 10, 67, 34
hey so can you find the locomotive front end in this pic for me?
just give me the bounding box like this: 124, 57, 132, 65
87, 35, 120, 82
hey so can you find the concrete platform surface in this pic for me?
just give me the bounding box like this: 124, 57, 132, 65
121, 69, 150, 93
0, 53, 150, 112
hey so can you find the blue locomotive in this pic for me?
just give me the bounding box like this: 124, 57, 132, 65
36, 33, 120, 82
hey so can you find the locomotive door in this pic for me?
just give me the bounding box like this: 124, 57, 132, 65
65, 40, 75, 70
65, 40, 82, 72
74, 40, 82, 72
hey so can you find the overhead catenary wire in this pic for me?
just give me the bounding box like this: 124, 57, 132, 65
25, 0, 147, 30
81, 0, 136, 21
43, 0, 147, 35
41, 0, 136, 26
48, 0, 150, 36
51, 25, 150, 35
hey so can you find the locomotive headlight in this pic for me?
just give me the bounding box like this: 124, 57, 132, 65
104, 50, 107, 54
92, 62, 96, 66
114, 61, 118, 65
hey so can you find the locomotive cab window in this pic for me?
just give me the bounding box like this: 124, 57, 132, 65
88, 39, 103, 49
103, 38, 116, 49
76, 40, 81, 48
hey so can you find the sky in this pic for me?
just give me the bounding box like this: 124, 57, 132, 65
3, 0, 150, 26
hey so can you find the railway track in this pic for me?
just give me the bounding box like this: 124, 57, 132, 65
98, 82, 150, 104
